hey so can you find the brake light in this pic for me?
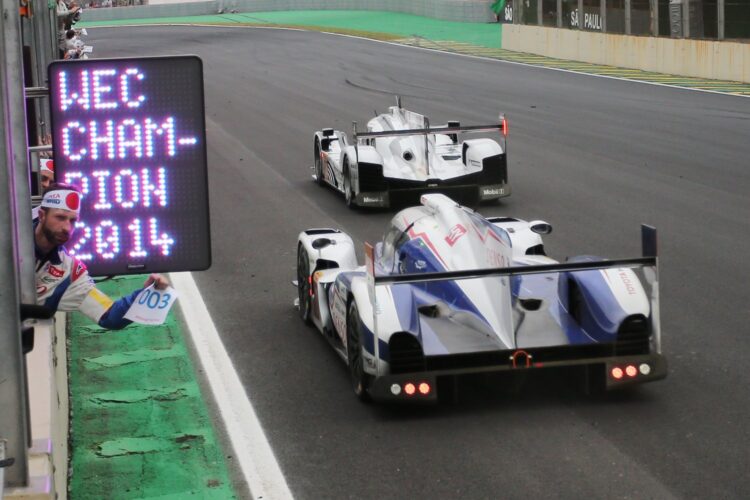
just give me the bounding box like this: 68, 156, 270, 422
611, 367, 624, 380
418, 382, 431, 395
625, 365, 638, 377
404, 383, 416, 396
501, 116, 508, 137
308, 276, 313, 297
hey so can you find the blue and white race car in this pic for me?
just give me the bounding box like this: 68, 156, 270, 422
312, 97, 509, 208
296, 194, 666, 402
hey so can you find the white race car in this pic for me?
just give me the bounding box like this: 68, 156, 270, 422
312, 97, 509, 208
296, 194, 666, 403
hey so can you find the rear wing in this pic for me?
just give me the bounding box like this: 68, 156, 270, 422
372, 225, 657, 284
353, 118, 508, 140
365, 226, 660, 373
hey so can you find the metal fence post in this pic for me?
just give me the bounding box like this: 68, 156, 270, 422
0, 0, 32, 488
625, 0, 632, 34
3, 0, 36, 305
578, 0, 584, 30
537, 0, 543, 25
31, 0, 55, 139
1, 439, 18, 496
0, 91, 29, 489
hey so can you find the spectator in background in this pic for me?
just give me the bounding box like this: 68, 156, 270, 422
56, 0, 80, 32
40, 159, 54, 191
32, 159, 55, 220
62, 29, 84, 59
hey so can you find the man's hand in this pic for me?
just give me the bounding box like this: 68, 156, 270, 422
144, 273, 170, 290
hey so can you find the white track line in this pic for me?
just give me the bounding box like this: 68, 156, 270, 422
170, 271, 293, 500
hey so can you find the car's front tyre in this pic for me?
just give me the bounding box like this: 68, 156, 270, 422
297, 244, 313, 325
347, 301, 371, 401
314, 138, 324, 186
343, 161, 357, 209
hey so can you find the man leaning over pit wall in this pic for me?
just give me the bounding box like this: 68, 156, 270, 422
34, 182, 169, 329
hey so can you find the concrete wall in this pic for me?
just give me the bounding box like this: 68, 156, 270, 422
4, 315, 68, 500
82, 0, 495, 23
502, 24, 750, 84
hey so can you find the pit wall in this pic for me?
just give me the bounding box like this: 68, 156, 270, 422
502, 24, 750, 84
3, 314, 67, 500
81, 0, 496, 23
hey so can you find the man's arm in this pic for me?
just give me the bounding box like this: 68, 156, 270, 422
95, 274, 170, 329
54, 261, 169, 330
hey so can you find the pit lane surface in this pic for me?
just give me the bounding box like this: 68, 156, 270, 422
90, 26, 749, 498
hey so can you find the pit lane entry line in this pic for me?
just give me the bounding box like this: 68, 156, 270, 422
170, 271, 294, 500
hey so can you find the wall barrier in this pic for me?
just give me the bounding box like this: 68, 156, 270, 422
4, 315, 68, 499
502, 24, 750, 84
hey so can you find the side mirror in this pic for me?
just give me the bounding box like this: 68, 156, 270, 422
529, 220, 552, 235
311, 238, 333, 250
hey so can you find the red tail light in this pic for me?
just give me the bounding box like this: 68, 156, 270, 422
404, 383, 416, 396
611, 367, 624, 380
418, 382, 431, 395
308, 276, 313, 297
625, 365, 638, 377
501, 117, 508, 137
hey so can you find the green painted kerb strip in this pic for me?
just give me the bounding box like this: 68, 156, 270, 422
81, 10, 504, 48
68, 275, 236, 499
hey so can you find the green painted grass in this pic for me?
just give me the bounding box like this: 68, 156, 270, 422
68, 275, 236, 499
81, 10, 504, 48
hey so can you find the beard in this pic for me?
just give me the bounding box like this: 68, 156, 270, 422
41, 222, 70, 246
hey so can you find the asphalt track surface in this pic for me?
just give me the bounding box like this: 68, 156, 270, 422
89, 25, 749, 499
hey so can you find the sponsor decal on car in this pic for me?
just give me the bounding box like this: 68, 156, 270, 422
482, 187, 505, 196
445, 224, 467, 246
618, 270, 638, 295
362, 196, 385, 205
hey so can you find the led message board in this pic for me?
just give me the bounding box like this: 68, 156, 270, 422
48, 56, 211, 276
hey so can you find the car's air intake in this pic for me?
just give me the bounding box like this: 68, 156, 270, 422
615, 314, 651, 355
358, 162, 387, 191
388, 332, 425, 374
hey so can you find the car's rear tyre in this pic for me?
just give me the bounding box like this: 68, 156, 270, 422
343, 162, 356, 209
314, 139, 324, 186
347, 301, 371, 401
297, 245, 313, 325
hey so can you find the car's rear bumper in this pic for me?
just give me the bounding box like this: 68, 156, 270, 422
356, 182, 510, 207
367, 353, 667, 403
